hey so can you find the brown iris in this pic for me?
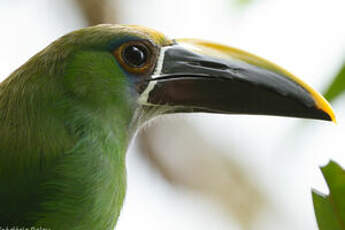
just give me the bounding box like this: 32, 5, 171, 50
113, 40, 156, 75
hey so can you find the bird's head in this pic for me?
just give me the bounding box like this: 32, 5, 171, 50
45, 24, 334, 130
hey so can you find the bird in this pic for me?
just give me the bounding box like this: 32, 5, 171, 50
0, 24, 335, 229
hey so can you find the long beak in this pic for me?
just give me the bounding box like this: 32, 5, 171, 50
138, 39, 335, 122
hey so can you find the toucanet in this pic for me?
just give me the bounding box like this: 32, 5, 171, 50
0, 24, 335, 229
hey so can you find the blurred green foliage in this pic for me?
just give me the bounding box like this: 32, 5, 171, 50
235, 0, 254, 5
324, 61, 345, 102
312, 161, 345, 230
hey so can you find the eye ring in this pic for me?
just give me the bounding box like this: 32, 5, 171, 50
113, 40, 156, 75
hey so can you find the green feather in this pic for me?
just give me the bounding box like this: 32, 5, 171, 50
0, 24, 166, 229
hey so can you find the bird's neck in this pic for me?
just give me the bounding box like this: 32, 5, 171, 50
60, 104, 131, 229
36, 100, 134, 229
0, 71, 135, 228
39, 96, 135, 229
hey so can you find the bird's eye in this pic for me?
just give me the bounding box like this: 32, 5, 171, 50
122, 45, 148, 67
113, 40, 156, 75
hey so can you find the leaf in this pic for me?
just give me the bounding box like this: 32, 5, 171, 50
312, 160, 345, 230
324, 61, 345, 102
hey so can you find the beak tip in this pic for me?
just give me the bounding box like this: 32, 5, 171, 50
313, 95, 336, 123
329, 112, 337, 124
323, 110, 336, 124
329, 114, 337, 124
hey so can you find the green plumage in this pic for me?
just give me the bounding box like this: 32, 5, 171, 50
0, 25, 162, 229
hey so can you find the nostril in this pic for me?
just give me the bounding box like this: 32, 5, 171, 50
189, 60, 228, 70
